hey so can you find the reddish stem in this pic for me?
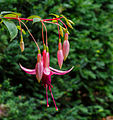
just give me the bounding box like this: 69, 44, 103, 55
57, 21, 60, 39
59, 20, 67, 29
19, 19, 40, 50
41, 22, 45, 45
43, 17, 63, 21
2, 17, 63, 22
41, 21, 48, 46
18, 19, 23, 39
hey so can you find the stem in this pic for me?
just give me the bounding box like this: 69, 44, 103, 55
41, 21, 48, 46
41, 22, 45, 45
18, 19, 23, 40
18, 18, 40, 50
4, 17, 33, 21
57, 21, 60, 39
2, 17, 63, 22
43, 21, 63, 29
59, 20, 67, 29
43, 17, 63, 21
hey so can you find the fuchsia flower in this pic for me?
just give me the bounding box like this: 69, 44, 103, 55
20, 46, 74, 111
63, 32, 70, 61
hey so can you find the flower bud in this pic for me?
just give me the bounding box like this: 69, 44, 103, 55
63, 33, 70, 61
35, 50, 43, 83
20, 41, 24, 52
57, 50, 63, 69
45, 46, 50, 68
57, 39, 63, 69
43, 44, 46, 68
20, 35, 24, 52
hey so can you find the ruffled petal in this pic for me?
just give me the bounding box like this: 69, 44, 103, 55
19, 64, 36, 75
50, 66, 74, 75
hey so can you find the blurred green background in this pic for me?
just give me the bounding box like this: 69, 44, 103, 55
0, 0, 113, 120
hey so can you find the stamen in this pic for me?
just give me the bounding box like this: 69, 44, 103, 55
49, 87, 58, 111
46, 84, 49, 107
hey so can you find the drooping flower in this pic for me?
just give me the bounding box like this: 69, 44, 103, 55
63, 32, 70, 61
20, 47, 73, 111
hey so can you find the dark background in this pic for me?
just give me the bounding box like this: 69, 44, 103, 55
0, 0, 113, 120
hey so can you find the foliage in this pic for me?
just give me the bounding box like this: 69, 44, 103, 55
0, 0, 113, 120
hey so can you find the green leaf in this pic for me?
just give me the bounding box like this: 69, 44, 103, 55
27, 15, 41, 19
68, 19, 75, 25
49, 13, 59, 18
1, 11, 21, 17
27, 15, 41, 22
3, 20, 18, 41
1, 11, 12, 15
4, 14, 19, 18
33, 18, 41, 24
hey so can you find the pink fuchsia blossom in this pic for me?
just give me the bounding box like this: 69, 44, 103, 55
20, 63, 73, 110
63, 32, 70, 61
20, 48, 74, 111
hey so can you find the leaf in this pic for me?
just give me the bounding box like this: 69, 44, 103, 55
1, 11, 21, 17
27, 15, 41, 22
67, 21, 73, 29
4, 14, 19, 18
49, 13, 59, 18
61, 15, 74, 29
3, 20, 18, 41
12, 12, 21, 17
33, 18, 41, 24
1, 11, 13, 15
68, 20, 75, 25
27, 15, 41, 19
16, 26, 26, 35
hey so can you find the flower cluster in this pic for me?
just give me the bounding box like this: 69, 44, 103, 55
0, 12, 74, 110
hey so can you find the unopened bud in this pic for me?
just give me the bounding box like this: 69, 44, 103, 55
20, 35, 24, 52
57, 49, 63, 69
45, 51, 50, 68
63, 39, 70, 61
20, 41, 24, 52
43, 46, 46, 68
36, 52, 43, 83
